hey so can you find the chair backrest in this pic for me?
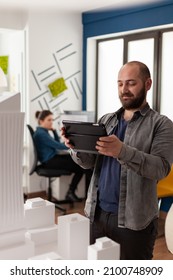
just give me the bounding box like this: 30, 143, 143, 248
27, 124, 72, 179
27, 124, 35, 137
27, 124, 39, 175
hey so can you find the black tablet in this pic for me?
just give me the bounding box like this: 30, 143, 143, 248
62, 120, 107, 153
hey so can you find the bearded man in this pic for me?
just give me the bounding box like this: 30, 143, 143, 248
62, 61, 173, 260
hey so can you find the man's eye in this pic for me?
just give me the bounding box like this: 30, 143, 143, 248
128, 81, 136, 86
118, 83, 123, 87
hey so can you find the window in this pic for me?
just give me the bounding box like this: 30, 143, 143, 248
160, 31, 173, 121
96, 27, 173, 120
97, 39, 123, 118
127, 38, 154, 108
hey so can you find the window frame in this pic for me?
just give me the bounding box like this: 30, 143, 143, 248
96, 27, 173, 118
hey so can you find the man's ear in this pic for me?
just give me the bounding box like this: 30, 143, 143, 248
145, 78, 152, 91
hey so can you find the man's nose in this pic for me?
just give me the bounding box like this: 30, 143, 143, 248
121, 83, 129, 93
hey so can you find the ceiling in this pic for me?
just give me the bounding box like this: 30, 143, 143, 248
0, 0, 162, 13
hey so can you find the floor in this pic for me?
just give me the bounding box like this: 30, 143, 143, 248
153, 218, 173, 260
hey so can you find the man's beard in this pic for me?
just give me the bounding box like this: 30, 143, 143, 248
119, 86, 146, 110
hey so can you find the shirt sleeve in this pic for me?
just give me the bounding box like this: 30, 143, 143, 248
118, 117, 173, 181
70, 149, 96, 169
35, 129, 68, 151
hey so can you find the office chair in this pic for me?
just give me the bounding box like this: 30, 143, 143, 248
157, 165, 173, 198
27, 124, 73, 214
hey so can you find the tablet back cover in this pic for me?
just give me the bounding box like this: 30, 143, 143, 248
62, 120, 107, 153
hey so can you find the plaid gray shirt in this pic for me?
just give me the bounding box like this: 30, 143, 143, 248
70, 104, 173, 230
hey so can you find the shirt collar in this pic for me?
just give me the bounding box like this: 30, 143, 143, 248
139, 103, 150, 116
116, 103, 150, 118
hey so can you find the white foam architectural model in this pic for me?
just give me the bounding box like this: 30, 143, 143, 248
24, 197, 58, 256
1, 184, 120, 260
25, 200, 120, 260
0, 99, 120, 260
0, 112, 34, 260
29, 251, 62, 260
57, 213, 90, 259
88, 236, 120, 259
165, 204, 173, 254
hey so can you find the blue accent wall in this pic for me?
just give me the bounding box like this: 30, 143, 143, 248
82, 0, 173, 110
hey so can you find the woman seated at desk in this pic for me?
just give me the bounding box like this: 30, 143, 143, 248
33, 110, 84, 202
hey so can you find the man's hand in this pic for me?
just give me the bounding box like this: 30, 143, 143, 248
61, 127, 74, 149
96, 135, 123, 158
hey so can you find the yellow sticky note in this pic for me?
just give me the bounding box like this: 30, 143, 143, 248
48, 77, 68, 97
0, 56, 9, 74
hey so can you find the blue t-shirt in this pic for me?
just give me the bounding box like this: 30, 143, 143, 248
98, 116, 128, 213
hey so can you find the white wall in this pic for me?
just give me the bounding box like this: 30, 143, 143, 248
0, 10, 26, 94
0, 9, 83, 193
27, 11, 83, 192
0, 10, 28, 191
0, 31, 25, 93
28, 11, 82, 127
